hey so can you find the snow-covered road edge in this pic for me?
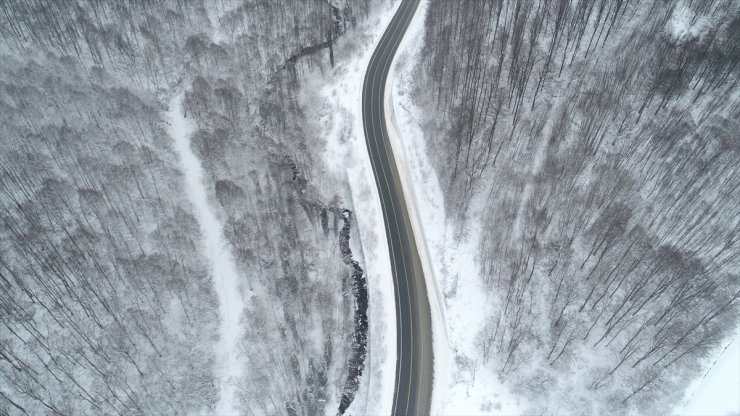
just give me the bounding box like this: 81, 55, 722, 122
317, 1, 401, 414
382, 1, 451, 414
386, 2, 528, 414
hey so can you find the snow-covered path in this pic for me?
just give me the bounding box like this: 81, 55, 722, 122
166, 94, 245, 415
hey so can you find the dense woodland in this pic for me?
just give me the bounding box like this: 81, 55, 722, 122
0, 0, 382, 415
415, 0, 739, 413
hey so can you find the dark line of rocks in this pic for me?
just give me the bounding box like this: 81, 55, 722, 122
336, 209, 368, 416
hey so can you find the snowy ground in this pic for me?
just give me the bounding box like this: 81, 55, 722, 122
308, 1, 402, 414
674, 326, 740, 416
166, 94, 246, 416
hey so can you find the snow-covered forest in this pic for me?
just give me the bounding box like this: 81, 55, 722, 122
0, 0, 391, 414
3, 0, 738, 414
408, 0, 739, 414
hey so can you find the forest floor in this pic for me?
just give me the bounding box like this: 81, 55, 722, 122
166, 94, 246, 415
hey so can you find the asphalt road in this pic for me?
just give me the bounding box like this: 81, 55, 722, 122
361, 1, 433, 415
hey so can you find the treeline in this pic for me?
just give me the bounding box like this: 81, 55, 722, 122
0, 0, 210, 89
416, 0, 739, 413
0, 50, 218, 416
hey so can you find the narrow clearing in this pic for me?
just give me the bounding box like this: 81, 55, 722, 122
166, 94, 245, 415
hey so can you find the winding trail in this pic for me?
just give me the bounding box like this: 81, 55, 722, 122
166, 94, 245, 416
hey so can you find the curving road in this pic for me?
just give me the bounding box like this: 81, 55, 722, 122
361, 1, 433, 415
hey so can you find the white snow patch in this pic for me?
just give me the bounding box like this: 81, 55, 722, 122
674, 326, 740, 416
666, 2, 707, 44
387, 1, 526, 414
166, 94, 246, 416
